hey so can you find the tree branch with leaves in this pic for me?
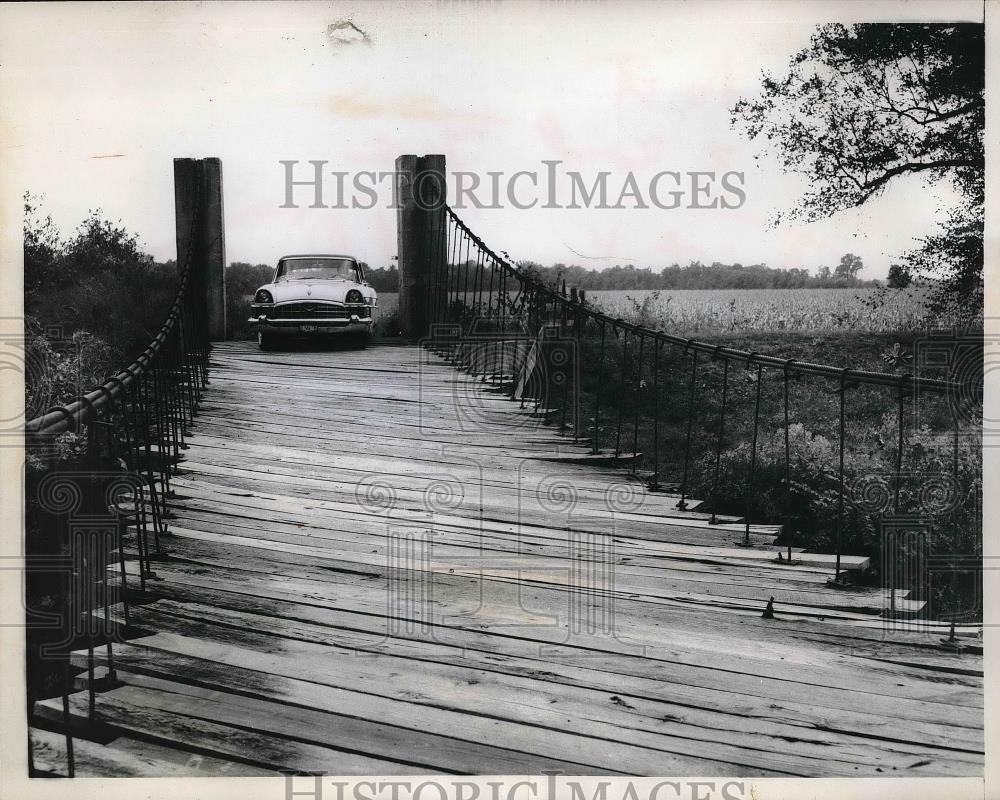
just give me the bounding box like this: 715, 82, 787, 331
732, 23, 983, 316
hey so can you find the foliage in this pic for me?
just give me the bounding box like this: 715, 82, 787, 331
24, 319, 115, 416
624, 291, 670, 329
24, 317, 115, 469
899, 200, 983, 323
510, 257, 877, 291
226, 261, 273, 340
24, 194, 178, 413
23, 193, 62, 296
698, 415, 981, 614
887, 264, 912, 288
835, 253, 863, 281
732, 23, 984, 312
560, 317, 981, 619
362, 264, 399, 292
880, 341, 912, 369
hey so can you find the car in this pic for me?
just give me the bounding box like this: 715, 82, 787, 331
249, 254, 377, 350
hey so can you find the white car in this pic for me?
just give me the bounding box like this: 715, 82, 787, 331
249, 255, 377, 349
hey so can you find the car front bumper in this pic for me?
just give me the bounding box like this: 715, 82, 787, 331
249, 315, 374, 335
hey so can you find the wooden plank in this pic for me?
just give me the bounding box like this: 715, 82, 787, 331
166, 464, 783, 541
125, 598, 985, 740
78, 673, 597, 775
124, 576, 984, 719
69, 650, 750, 776
76, 645, 981, 778
29, 727, 277, 777
160, 523, 909, 616
70, 341, 980, 777
120, 561, 985, 716
36, 691, 428, 775
161, 513, 897, 612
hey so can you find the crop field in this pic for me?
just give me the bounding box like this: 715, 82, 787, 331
373, 288, 938, 337
587, 288, 935, 334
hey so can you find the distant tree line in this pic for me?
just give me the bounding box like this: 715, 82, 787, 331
232, 256, 890, 294
361, 264, 399, 292
510, 252, 881, 291
351, 253, 893, 292
227, 261, 400, 293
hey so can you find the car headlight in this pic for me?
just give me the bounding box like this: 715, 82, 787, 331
345, 289, 364, 304
254, 289, 274, 304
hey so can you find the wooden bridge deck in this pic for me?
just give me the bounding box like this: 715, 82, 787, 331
35, 341, 983, 777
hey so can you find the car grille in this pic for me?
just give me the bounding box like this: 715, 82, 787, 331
273, 303, 355, 319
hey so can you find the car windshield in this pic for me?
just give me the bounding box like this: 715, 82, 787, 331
278, 258, 360, 281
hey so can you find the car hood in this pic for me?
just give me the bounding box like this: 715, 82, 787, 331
261, 280, 376, 304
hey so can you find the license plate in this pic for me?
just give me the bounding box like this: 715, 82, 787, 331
300, 324, 317, 333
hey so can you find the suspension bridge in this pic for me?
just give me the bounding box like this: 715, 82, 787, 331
23, 157, 983, 778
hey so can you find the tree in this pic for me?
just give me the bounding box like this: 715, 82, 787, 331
24, 197, 184, 416
24, 199, 177, 362
23, 192, 63, 297
887, 264, 912, 288
835, 253, 863, 282
732, 23, 984, 314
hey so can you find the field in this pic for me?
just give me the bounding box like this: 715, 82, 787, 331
370, 288, 938, 339
586, 288, 936, 334
407, 283, 981, 620
230, 287, 955, 341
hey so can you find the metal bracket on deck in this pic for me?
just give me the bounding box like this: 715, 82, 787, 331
939, 622, 965, 653
825, 573, 857, 590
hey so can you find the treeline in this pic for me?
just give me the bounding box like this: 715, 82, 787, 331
362, 265, 399, 292
357, 255, 882, 292
516, 255, 879, 290
231, 257, 880, 293
228, 262, 401, 293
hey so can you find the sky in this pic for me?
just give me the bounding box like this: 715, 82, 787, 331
0, 0, 984, 280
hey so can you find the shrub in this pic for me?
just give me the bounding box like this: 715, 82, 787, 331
696, 415, 981, 617
26, 202, 176, 349
226, 262, 273, 339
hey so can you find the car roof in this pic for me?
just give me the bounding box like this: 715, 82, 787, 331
279, 254, 358, 261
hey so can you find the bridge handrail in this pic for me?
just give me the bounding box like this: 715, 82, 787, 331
444, 205, 979, 397
22, 168, 217, 780
431, 202, 983, 592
